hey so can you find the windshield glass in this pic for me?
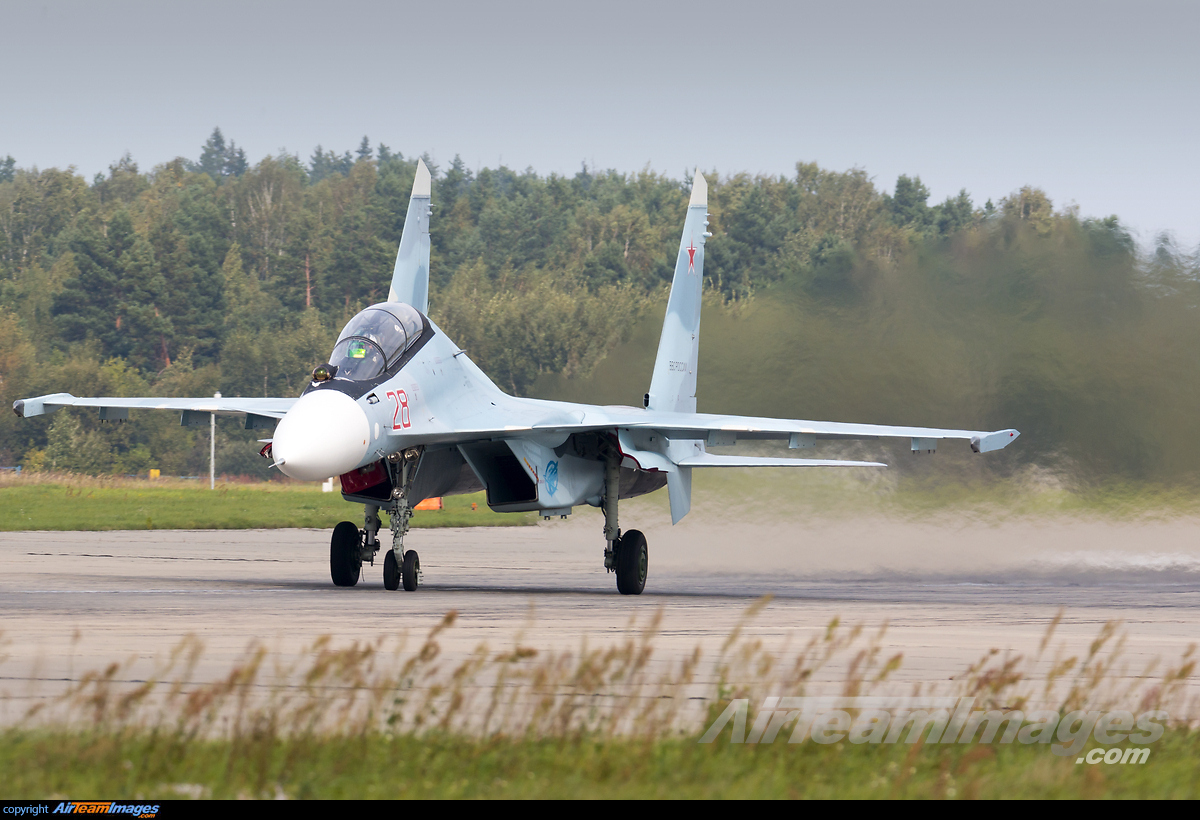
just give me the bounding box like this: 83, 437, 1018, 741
337, 307, 409, 363
329, 338, 386, 381
327, 303, 425, 381
394, 303, 422, 346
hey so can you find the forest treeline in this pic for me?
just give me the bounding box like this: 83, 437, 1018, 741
1, 129, 1198, 482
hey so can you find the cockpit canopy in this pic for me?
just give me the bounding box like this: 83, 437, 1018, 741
328, 302, 425, 381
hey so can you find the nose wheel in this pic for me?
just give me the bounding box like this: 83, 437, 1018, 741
383, 549, 400, 590
383, 548, 420, 591
402, 550, 421, 591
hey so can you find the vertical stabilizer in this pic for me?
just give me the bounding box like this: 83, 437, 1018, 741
646, 170, 708, 414
387, 159, 432, 313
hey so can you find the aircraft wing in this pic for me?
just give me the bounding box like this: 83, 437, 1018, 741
389, 406, 1018, 455
13, 393, 296, 422
614, 411, 1021, 454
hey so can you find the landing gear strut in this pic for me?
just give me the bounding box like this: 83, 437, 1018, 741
602, 449, 647, 595
384, 447, 422, 591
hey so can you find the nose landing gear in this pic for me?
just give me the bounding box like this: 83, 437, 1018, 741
384, 448, 423, 591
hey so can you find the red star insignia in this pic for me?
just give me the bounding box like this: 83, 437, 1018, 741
687, 238, 697, 273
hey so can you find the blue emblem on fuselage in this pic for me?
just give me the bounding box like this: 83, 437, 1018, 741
545, 460, 559, 496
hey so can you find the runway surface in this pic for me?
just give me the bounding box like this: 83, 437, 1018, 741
3, 510, 1199, 723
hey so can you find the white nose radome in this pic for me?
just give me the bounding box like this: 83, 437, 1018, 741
273, 390, 371, 481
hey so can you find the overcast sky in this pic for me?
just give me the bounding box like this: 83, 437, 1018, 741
4, 0, 1197, 247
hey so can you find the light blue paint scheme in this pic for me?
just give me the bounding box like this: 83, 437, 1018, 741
15, 166, 1021, 528
387, 159, 432, 314
647, 171, 708, 415
500, 437, 602, 513
667, 468, 692, 524
13, 393, 295, 419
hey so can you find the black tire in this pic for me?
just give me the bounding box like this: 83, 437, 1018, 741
615, 529, 647, 595
383, 549, 400, 591
330, 521, 361, 587
614, 540, 626, 595
402, 550, 420, 591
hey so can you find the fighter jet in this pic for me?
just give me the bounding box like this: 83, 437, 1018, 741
14, 161, 1020, 594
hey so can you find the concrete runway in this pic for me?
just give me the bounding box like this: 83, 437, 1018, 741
3, 511, 1199, 723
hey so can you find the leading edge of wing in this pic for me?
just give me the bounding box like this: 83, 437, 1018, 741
394, 413, 1015, 456
676, 453, 885, 468
14, 393, 296, 419
617, 413, 1020, 453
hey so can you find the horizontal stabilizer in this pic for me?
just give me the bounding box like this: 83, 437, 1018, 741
675, 453, 886, 468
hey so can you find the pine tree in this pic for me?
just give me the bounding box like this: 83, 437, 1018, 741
197, 128, 227, 181
888, 175, 932, 228
221, 242, 274, 334
309, 146, 355, 183
223, 142, 248, 178
53, 210, 170, 369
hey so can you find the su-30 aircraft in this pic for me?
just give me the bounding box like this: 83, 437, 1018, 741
15, 161, 1020, 594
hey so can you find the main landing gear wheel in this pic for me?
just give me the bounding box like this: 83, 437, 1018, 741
402, 550, 421, 592
330, 521, 361, 587
615, 529, 647, 596
383, 549, 400, 591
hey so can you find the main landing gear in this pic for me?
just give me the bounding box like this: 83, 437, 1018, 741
330, 520, 362, 587
330, 447, 423, 591
602, 451, 648, 595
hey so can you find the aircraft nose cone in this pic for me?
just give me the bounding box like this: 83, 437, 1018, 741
273, 390, 371, 481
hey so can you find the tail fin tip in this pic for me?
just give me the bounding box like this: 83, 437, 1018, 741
413, 158, 431, 197
689, 169, 707, 207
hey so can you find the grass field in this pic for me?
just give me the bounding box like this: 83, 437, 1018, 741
2, 610, 1196, 799
4, 729, 1196, 799
5, 467, 1199, 533
0, 475, 533, 531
